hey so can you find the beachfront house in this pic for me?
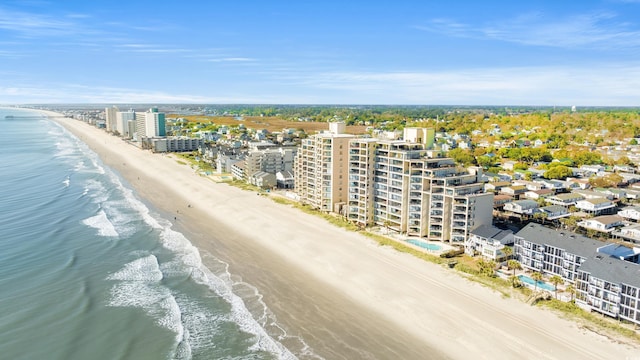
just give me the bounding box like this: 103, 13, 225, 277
574, 198, 617, 216
618, 206, 640, 222
577, 215, 624, 235
537, 205, 570, 221
503, 199, 539, 215
465, 225, 514, 261
614, 224, 640, 244
546, 193, 584, 207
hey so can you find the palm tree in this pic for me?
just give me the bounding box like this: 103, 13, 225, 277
507, 259, 522, 277
508, 275, 522, 288
501, 246, 513, 262
383, 220, 391, 235
550, 275, 563, 299
531, 271, 543, 292
565, 284, 576, 302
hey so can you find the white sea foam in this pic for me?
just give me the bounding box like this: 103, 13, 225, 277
62, 176, 70, 187
108, 281, 187, 342
82, 209, 118, 237
107, 255, 163, 282
56, 125, 306, 359
107, 255, 191, 358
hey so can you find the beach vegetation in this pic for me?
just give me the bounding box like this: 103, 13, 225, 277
537, 299, 640, 343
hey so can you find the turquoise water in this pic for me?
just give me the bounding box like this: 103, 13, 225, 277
518, 275, 556, 292
406, 239, 442, 251
0, 108, 306, 360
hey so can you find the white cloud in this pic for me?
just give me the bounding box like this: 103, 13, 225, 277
0, 7, 80, 37
415, 11, 640, 49
290, 64, 640, 105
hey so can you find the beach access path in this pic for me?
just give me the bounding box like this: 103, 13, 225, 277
53, 113, 639, 360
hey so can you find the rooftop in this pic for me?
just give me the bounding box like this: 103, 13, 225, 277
579, 255, 640, 288
515, 223, 604, 257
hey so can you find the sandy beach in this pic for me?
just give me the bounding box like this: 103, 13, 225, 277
52, 113, 639, 359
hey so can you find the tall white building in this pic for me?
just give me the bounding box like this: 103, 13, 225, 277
294, 123, 355, 212
116, 110, 135, 138
347, 142, 493, 242
295, 125, 492, 242
104, 106, 118, 133
136, 108, 166, 140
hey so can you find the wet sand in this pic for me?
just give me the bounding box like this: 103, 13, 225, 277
53, 113, 639, 359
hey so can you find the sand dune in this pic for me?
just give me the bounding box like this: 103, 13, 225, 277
53, 113, 638, 359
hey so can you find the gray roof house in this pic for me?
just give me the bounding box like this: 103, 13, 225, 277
465, 224, 515, 260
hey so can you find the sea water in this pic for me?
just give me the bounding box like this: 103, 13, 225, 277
0, 108, 315, 360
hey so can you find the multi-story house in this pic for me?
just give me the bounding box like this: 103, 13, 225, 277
537, 205, 570, 220
577, 215, 624, 234
618, 206, 640, 222
294, 122, 355, 212
514, 223, 602, 282
575, 197, 617, 215
576, 255, 640, 326
503, 199, 539, 215
614, 223, 640, 243
465, 225, 514, 260
546, 193, 584, 207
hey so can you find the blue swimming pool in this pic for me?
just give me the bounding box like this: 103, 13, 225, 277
518, 274, 556, 292
406, 239, 442, 251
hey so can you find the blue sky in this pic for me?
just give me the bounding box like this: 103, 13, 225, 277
1, 0, 640, 105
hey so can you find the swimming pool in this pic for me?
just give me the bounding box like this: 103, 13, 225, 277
517, 274, 556, 292
406, 239, 442, 251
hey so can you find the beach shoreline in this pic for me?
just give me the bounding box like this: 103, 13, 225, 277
48, 111, 638, 359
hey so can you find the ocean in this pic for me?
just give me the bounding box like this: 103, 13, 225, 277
0, 108, 314, 360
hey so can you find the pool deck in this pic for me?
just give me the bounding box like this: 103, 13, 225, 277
372, 227, 457, 255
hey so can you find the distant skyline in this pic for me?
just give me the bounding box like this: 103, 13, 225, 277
1, 0, 640, 106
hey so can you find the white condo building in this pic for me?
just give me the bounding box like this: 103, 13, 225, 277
104, 106, 118, 133
294, 122, 355, 213
295, 125, 493, 242
116, 110, 136, 138
347, 139, 492, 242
136, 108, 166, 140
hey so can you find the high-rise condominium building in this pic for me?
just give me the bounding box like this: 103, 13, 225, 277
104, 106, 119, 133
136, 107, 166, 140
294, 123, 355, 212
348, 141, 492, 242
296, 125, 491, 242
115, 110, 135, 138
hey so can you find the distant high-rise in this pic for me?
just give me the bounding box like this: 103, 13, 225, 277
136, 108, 166, 140
104, 106, 119, 133
116, 110, 135, 138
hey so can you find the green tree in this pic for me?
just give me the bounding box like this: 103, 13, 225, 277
565, 284, 576, 302
448, 148, 477, 166
543, 165, 573, 180
478, 259, 497, 277
507, 259, 522, 277
509, 275, 522, 288
550, 275, 563, 299
531, 272, 543, 292
501, 246, 513, 261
